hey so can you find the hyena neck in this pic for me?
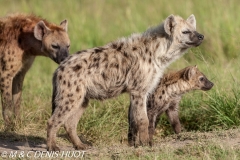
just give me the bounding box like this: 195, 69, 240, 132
143, 23, 188, 69
162, 77, 193, 98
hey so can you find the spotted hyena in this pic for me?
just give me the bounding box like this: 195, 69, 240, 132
128, 66, 214, 146
47, 14, 204, 151
0, 13, 70, 130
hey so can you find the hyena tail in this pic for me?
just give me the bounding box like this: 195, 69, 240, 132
51, 72, 58, 115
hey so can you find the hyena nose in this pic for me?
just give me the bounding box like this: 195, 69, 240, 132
198, 34, 204, 40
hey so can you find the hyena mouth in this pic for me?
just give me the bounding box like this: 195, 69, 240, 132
186, 41, 202, 47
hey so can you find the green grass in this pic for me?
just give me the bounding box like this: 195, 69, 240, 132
1, 0, 240, 159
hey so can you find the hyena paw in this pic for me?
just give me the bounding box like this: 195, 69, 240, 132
47, 145, 60, 151
74, 143, 91, 150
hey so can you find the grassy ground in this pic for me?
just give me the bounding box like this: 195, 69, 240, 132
1, 0, 240, 159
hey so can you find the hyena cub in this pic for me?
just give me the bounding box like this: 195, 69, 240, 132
47, 14, 204, 151
128, 66, 213, 146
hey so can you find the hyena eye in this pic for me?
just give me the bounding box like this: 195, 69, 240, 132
51, 44, 60, 49
182, 31, 191, 34
67, 45, 70, 49
199, 77, 204, 81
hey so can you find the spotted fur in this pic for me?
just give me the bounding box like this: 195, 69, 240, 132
47, 14, 204, 151
128, 66, 214, 146
0, 13, 70, 130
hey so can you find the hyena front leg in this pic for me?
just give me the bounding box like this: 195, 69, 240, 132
129, 94, 149, 146
166, 101, 181, 134
64, 98, 90, 150
0, 74, 14, 130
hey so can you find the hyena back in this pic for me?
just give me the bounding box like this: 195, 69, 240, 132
0, 13, 70, 130
128, 66, 213, 146
47, 14, 204, 151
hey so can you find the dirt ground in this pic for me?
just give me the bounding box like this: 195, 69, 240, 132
0, 129, 240, 159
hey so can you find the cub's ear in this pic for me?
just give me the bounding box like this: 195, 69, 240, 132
164, 14, 176, 35
183, 66, 197, 80
188, 66, 197, 79
186, 14, 196, 29
60, 19, 68, 32
34, 21, 51, 41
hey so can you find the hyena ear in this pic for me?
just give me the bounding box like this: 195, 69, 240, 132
183, 67, 197, 80
34, 21, 51, 41
186, 14, 196, 30
60, 19, 68, 32
164, 14, 176, 35
188, 67, 197, 79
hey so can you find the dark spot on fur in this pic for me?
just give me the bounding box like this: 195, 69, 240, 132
68, 82, 71, 88
145, 48, 148, 53
74, 81, 77, 85
72, 65, 82, 72
63, 80, 66, 85
59, 66, 65, 72
156, 43, 160, 49
68, 93, 73, 97
159, 96, 162, 99
123, 51, 128, 58
59, 75, 62, 80
66, 106, 70, 111
69, 99, 74, 103
111, 43, 117, 49
83, 59, 87, 64
162, 90, 165, 94
135, 101, 139, 105
65, 101, 69, 105
101, 72, 107, 80
132, 47, 137, 51
117, 43, 123, 51
76, 86, 80, 92
76, 50, 87, 54
94, 48, 103, 53
149, 58, 152, 64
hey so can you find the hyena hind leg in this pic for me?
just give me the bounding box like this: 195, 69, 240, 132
64, 98, 90, 150
47, 97, 86, 151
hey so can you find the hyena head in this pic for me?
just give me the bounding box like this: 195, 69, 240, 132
34, 20, 70, 64
164, 14, 204, 48
183, 66, 214, 91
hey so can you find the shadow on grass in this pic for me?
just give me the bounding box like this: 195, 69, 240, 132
0, 131, 46, 151
0, 132, 92, 152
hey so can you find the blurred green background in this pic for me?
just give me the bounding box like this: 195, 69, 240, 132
0, 0, 240, 148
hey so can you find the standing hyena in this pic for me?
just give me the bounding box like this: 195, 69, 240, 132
47, 14, 204, 151
0, 13, 70, 130
128, 66, 214, 146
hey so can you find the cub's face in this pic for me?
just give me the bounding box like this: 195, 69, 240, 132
186, 66, 214, 91
164, 14, 204, 48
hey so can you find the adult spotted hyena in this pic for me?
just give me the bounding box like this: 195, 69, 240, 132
47, 14, 204, 151
0, 13, 70, 130
128, 66, 214, 146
